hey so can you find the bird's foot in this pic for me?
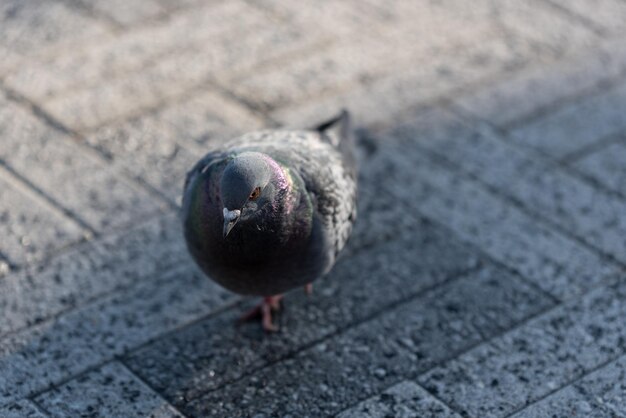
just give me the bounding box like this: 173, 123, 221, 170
305, 283, 313, 295
238, 295, 283, 332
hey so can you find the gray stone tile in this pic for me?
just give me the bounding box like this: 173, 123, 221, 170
0, 93, 162, 232
273, 31, 534, 130
573, 355, 626, 417
85, 90, 263, 203
0, 0, 110, 74
419, 281, 626, 418
38, 8, 324, 131
510, 79, 626, 158
231, 4, 519, 112
551, 0, 626, 33
361, 0, 596, 56
36, 361, 183, 418
0, 400, 47, 418
0, 264, 233, 403
124, 218, 481, 403
572, 139, 626, 196
0, 212, 191, 337
337, 381, 462, 418
394, 107, 626, 267
367, 129, 618, 300
511, 385, 613, 418
183, 265, 553, 417
153, 90, 264, 148
455, 38, 626, 127
0, 174, 84, 266
4, 1, 264, 102
510, 354, 626, 418
74, 0, 167, 26
251, 0, 384, 38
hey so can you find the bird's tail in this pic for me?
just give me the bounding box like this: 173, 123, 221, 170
315, 109, 356, 171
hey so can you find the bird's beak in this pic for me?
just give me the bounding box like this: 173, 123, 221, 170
223, 208, 241, 238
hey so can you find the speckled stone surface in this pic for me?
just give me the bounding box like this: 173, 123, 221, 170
182, 265, 552, 417
2, 0, 626, 416
572, 138, 626, 196
0, 400, 47, 418
511, 79, 626, 158
0, 92, 162, 232
394, 107, 626, 266
419, 280, 626, 417
0, 175, 84, 266
510, 352, 626, 418
337, 381, 462, 418
36, 362, 184, 417
366, 132, 619, 300
0, 213, 187, 337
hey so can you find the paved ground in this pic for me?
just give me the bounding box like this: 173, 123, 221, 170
1, 0, 626, 417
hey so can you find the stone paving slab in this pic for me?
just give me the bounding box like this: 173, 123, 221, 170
337, 381, 462, 418
455, 36, 626, 128
272, 32, 534, 130
510, 79, 626, 159
0, 400, 47, 418
552, 0, 626, 34
71, 0, 168, 26
0, 264, 233, 405
0, 0, 111, 74
394, 107, 626, 267
124, 216, 482, 404
572, 137, 626, 197
419, 280, 626, 418
3, 1, 260, 103
0, 212, 187, 338
2, 0, 626, 416
35, 361, 184, 418
183, 265, 552, 417
0, 91, 163, 232
232, 3, 522, 113
366, 128, 619, 300
23, 4, 327, 132
362, 0, 598, 55
0, 173, 84, 266
510, 354, 626, 418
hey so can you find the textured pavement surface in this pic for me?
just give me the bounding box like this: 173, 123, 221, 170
1, 0, 626, 417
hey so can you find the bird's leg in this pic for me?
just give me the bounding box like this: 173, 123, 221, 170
238, 295, 283, 332
305, 283, 313, 295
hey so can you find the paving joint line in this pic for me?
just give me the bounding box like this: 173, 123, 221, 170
331, 276, 565, 418
501, 69, 626, 131
23, 274, 242, 402
28, 396, 53, 418
450, 104, 626, 206
137, 264, 485, 406
116, 361, 192, 418
58, 0, 124, 31
540, 0, 608, 37
0, 83, 176, 211
0, 160, 95, 236
0, 259, 189, 341
437, 106, 626, 270
501, 352, 626, 418
0, 208, 172, 286
559, 129, 626, 164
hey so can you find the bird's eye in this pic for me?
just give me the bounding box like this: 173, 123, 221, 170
249, 187, 261, 201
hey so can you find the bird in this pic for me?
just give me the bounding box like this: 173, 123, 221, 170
181, 110, 357, 331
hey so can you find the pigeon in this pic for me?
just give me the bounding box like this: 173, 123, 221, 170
181, 110, 357, 331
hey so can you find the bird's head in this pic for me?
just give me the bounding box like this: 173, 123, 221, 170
220, 152, 289, 238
